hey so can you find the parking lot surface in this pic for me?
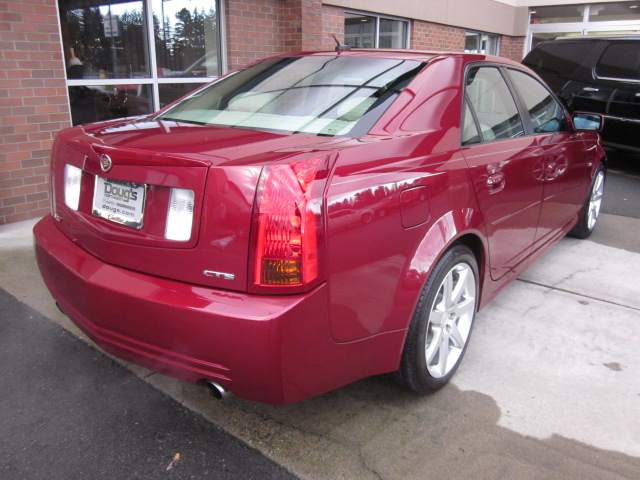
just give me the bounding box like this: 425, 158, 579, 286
1, 164, 639, 479
0, 289, 298, 479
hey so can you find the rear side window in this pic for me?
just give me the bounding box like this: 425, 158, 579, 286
596, 43, 640, 80
523, 42, 590, 77
508, 70, 566, 133
464, 66, 524, 143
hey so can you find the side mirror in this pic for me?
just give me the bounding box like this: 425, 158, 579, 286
572, 112, 603, 132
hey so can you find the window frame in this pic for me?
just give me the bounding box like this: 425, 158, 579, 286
62, 0, 226, 117
526, 2, 640, 53
461, 62, 569, 147
464, 31, 500, 55
344, 9, 410, 49
461, 64, 526, 146
504, 68, 568, 135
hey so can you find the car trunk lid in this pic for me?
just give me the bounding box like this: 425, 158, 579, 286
51, 117, 345, 292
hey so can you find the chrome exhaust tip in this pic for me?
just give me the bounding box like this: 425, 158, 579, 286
203, 380, 232, 401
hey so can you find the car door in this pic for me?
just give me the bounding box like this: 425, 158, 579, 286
506, 69, 591, 248
461, 65, 544, 281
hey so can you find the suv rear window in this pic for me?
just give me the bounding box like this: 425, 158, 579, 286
596, 43, 640, 80
523, 42, 591, 76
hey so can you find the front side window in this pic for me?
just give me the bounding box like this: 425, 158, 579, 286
159, 56, 424, 137
508, 70, 566, 133
464, 67, 524, 143
345, 12, 408, 49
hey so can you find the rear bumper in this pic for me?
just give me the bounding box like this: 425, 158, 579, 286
33, 215, 403, 404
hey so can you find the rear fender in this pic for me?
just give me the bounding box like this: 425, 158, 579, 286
399, 208, 488, 322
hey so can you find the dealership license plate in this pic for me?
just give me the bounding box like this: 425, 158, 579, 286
93, 177, 147, 229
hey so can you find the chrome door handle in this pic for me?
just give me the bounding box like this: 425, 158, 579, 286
583, 87, 599, 92
487, 172, 504, 193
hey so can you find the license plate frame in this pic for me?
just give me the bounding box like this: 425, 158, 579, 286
93, 177, 147, 229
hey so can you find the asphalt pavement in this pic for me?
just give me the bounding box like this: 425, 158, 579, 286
0, 288, 298, 480
0, 157, 639, 479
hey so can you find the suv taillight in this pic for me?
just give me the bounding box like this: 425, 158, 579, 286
250, 157, 326, 293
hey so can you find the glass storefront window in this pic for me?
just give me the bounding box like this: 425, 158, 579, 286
69, 84, 153, 125
588, 2, 640, 22
158, 83, 205, 108
530, 5, 585, 24
345, 13, 376, 48
153, 0, 220, 78
344, 11, 408, 49
60, 0, 149, 80
465, 32, 499, 55
379, 17, 408, 49
59, 0, 222, 126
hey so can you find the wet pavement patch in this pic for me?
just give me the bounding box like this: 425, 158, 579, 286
0, 288, 298, 479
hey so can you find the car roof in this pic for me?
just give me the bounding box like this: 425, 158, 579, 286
547, 35, 640, 42
293, 49, 523, 68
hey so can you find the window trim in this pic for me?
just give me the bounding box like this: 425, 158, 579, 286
526, 3, 640, 53
62, 0, 226, 114
462, 63, 526, 145
464, 30, 500, 56
461, 62, 569, 147
344, 9, 411, 49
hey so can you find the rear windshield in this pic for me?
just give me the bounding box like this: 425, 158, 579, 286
158, 56, 424, 137
523, 41, 592, 77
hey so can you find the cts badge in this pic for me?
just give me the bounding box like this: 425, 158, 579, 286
203, 270, 235, 281
99, 154, 113, 173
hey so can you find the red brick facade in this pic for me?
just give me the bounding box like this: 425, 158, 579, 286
0, 0, 525, 224
411, 21, 467, 52
500, 35, 527, 62
226, 0, 329, 71
0, 0, 71, 224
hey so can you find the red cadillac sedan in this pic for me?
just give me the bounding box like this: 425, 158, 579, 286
34, 50, 606, 404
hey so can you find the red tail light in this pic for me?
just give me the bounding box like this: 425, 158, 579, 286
250, 157, 326, 292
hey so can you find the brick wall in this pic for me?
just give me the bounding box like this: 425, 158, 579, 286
225, 0, 285, 70
226, 0, 339, 71
500, 35, 526, 62
322, 4, 344, 50
411, 21, 467, 52
0, 0, 70, 225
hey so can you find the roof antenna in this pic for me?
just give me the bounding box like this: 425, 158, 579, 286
332, 34, 352, 52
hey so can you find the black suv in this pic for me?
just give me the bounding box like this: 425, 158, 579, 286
523, 36, 640, 154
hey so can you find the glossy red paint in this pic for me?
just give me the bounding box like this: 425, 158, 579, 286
34, 50, 605, 404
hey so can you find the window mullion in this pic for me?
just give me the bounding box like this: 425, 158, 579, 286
144, 0, 160, 112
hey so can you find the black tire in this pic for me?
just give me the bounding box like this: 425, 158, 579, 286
569, 163, 605, 239
398, 244, 479, 395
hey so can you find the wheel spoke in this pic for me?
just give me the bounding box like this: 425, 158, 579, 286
425, 326, 443, 365
450, 266, 469, 305
441, 273, 454, 309
435, 328, 451, 376
448, 322, 465, 349
451, 295, 475, 319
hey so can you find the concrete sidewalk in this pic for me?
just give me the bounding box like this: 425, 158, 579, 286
1, 214, 639, 479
